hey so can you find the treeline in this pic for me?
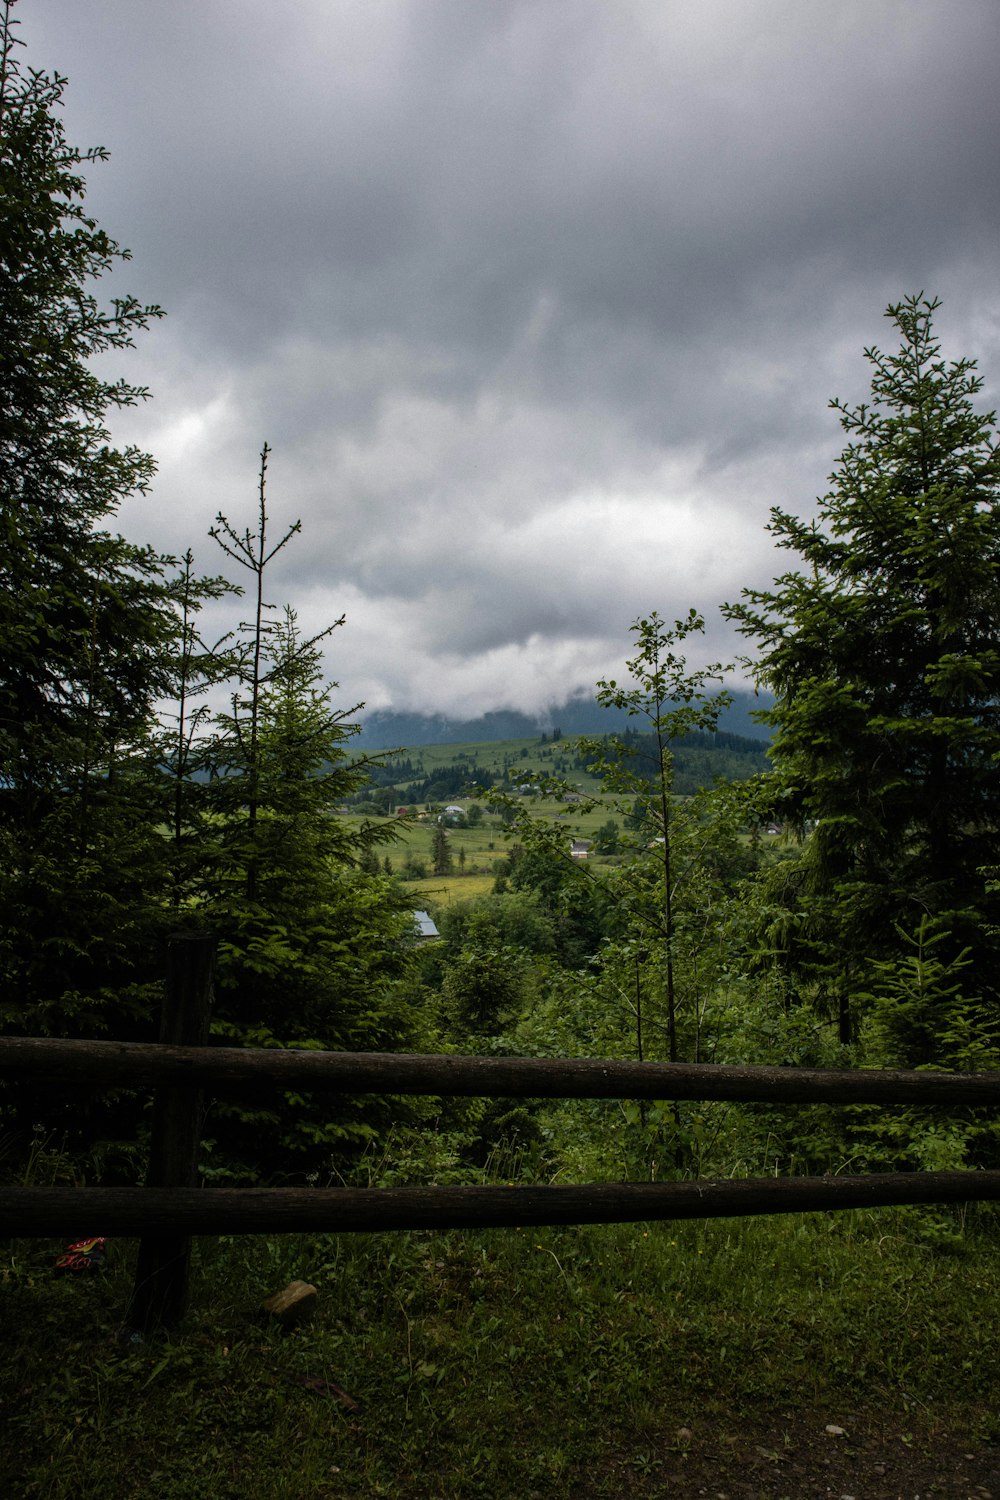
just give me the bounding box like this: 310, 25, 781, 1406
357, 761, 500, 809
573, 727, 770, 796
364, 756, 425, 786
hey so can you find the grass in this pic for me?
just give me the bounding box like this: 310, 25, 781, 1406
401, 874, 497, 906
4, 1204, 1000, 1498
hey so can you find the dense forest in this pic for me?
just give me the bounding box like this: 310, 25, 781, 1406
4, 7, 1000, 1495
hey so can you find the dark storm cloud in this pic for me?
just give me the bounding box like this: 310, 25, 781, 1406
17, 0, 1000, 715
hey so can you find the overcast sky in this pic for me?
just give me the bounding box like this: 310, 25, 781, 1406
19, 0, 1000, 719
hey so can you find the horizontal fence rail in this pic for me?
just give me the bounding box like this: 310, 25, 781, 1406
4, 1036, 1000, 1107
4, 1171, 1000, 1239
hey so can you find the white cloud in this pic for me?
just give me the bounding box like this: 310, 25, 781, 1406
20, 0, 1000, 719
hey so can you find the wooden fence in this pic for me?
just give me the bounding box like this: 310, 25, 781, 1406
3, 934, 1000, 1328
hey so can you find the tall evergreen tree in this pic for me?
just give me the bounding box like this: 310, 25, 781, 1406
727, 295, 1000, 1048
0, 1, 167, 759
0, 0, 181, 1032
205, 447, 391, 915
202, 476, 420, 1170
432, 824, 453, 876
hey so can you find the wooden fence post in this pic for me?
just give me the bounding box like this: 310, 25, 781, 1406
127, 933, 215, 1331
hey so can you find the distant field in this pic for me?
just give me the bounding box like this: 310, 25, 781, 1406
400, 873, 496, 906
345, 732, 770, 911
351, 791, 620, 878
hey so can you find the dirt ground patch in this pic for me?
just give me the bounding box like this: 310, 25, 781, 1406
582, 1405, 1000, 1499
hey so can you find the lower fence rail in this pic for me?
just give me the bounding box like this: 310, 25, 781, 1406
4, 1170, 1000, 1238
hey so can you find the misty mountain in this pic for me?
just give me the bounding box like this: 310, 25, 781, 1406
354, 689, 773, 750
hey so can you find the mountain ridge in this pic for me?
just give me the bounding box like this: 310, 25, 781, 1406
354, 689, 773, 750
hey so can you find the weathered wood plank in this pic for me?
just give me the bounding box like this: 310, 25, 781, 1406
2, 1036, 1000, 1107
4, 1171, 999, 1238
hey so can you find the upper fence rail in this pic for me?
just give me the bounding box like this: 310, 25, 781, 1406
4, 1035, 1000, 1108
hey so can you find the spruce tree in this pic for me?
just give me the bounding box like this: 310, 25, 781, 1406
432, 824, 453, 875
0, 0, 180, 1033
728, 295, 1000, 1046
203, 473, 420, 1171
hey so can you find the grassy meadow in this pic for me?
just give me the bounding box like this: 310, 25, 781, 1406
4, 1204, 1000, 1498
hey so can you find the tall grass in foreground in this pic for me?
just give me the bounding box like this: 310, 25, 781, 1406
3, 1206, 998, 1499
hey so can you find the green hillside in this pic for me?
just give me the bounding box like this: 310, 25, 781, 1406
352, 727, 770, 814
